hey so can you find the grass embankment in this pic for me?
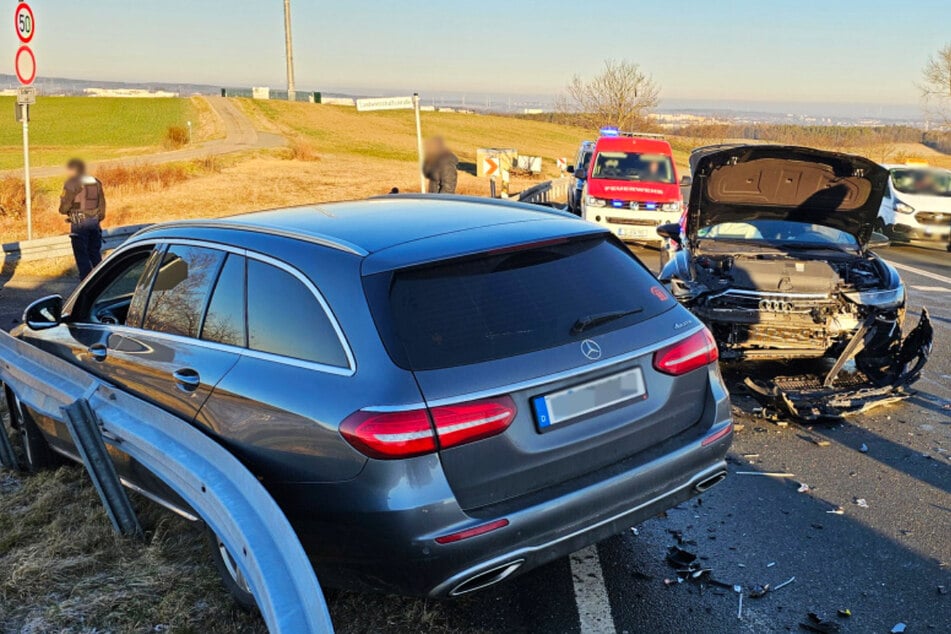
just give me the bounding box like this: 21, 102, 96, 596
0, 96, 203, 171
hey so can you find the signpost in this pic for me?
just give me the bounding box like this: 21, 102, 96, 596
15, 2, 35, 240
355, 93, 427, 192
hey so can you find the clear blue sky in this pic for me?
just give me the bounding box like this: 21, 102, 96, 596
14, 0, 949, 106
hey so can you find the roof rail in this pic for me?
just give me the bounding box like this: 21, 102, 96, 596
133, 220, 368, 257
371, 193, 577, 219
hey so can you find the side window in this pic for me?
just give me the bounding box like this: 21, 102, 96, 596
126, 247, 165, 327
246, 259, 348, 368
84, 246, 161, 326
201, 254, 247, 348
142, 245, 225, 338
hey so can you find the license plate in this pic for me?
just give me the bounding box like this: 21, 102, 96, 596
617, 227, 651, 239
532, 367, 647, 430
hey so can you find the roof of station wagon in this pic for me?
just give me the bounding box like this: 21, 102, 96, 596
139, 195, 587, 256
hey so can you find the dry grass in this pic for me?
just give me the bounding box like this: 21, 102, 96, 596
164, 125, 191, 149
287, 137, 321, 162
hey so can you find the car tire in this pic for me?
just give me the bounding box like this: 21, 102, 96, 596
208, 528, 258, 613
5, 386, 59, 472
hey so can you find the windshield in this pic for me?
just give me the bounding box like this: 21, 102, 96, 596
697, 220, 859, 249
591, 151, 675, 183
890, 168, 951, 197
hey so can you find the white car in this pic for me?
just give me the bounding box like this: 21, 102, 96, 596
877, 164, 951, 246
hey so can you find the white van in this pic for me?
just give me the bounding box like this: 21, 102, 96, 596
878, 164, 951, 246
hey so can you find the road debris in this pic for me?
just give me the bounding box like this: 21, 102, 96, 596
800, 612, 842, 633
859, 443, 869, 454
749, 583, 769, 598
767, 561, 776, 567
744, 309, 933, 422
736, 471, 796, 478
891, 623, 907, 633
938, 585, 947, 595
734, 584, 743, 619
773, 576, 796, 591
854, 498, 869, 509
798, 483, 811, 493
827, 506, 845, 515
836, 609, 851, 618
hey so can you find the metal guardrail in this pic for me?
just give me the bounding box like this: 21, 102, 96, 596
517, 177, 571, 206
0, 330, 333, 633
1, 224, 151, 264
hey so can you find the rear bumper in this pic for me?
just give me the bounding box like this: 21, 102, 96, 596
277, 409, 732, 597
430, 430, 731, 597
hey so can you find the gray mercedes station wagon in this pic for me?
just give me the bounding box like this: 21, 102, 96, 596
10, 196, 732, 602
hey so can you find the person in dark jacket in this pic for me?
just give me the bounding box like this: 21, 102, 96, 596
423, 137, 458, 194
59, 159, 106, 279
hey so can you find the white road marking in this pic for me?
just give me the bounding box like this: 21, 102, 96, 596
910, 285, 950, 293
885, 260, 951, 285
569, 546, 616, 634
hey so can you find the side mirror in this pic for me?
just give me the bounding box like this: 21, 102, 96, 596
656, 222, 682, 245
867, 231, 890, 250
680, 175, 692, 187
24, 295, 64, 331
574, 167, 587, 179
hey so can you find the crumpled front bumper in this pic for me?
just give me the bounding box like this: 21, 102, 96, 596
744, 309, 934, 421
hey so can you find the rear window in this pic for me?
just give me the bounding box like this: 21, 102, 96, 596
366, 236, 673, 371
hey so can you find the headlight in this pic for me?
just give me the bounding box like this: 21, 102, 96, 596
844, 286, 905, 308
586, 196, 606, 207
894, 201, 915, 214
661, 201, 683, 213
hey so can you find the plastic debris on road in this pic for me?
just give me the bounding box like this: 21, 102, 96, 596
891, 624, 907, 633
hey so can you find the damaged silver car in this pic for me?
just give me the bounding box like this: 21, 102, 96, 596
658, 145, 934, 420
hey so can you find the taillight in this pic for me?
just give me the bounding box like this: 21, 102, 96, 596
341, 396, 517, 459
430, 396, 517, 449
339, 409, 436, 459
653, 328, 719, 376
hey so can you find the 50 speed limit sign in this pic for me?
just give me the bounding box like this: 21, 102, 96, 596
15, 3, 34, 43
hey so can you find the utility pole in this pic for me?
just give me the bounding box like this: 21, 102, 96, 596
283, 0, 296, 101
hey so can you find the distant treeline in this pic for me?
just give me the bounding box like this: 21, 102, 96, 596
667, 123, 951, 155
517, 112, 951, 155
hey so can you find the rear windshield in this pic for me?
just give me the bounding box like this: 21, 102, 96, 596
365, 236, 674, 371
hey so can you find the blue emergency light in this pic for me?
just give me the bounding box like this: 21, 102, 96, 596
599, 126, 620, 137
645, 203, 658, 210
611, 201, 624, 208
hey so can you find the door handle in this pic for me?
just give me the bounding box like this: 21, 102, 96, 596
88, 343, 107, 362
172, 368, 201, 392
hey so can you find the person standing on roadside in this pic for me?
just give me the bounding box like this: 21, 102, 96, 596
59, 159, 106, 279
423, 137, 458, 194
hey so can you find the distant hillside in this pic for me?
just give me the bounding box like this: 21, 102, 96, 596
0, 73, 220, 96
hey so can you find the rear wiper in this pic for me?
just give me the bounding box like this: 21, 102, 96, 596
571, 308, 644, 334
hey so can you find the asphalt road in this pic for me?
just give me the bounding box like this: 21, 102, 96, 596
0, 242, 947, 634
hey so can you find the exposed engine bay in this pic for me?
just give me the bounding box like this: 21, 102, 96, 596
683, 249, 891, 359
661, 143, 937, 421
664, 245, 933, 421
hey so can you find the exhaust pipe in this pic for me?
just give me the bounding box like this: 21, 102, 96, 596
449, 560, 524, 596
694, 470, 727, 493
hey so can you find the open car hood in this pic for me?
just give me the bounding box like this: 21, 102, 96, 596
687, 145, 889, 246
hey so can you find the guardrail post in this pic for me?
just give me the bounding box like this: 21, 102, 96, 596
63, 399, 142, 537
0, 397, 17, 470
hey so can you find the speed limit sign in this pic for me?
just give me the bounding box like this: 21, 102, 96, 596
15, 3, 34, 44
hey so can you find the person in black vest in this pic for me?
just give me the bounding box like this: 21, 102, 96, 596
59, 159, 106, 279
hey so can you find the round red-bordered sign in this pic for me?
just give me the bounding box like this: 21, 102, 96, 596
15, 3, 34, 44
15, 46, 36, 85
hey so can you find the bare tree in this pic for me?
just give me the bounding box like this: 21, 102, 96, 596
557, 60, 660, 130
920, 42, 951, 127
